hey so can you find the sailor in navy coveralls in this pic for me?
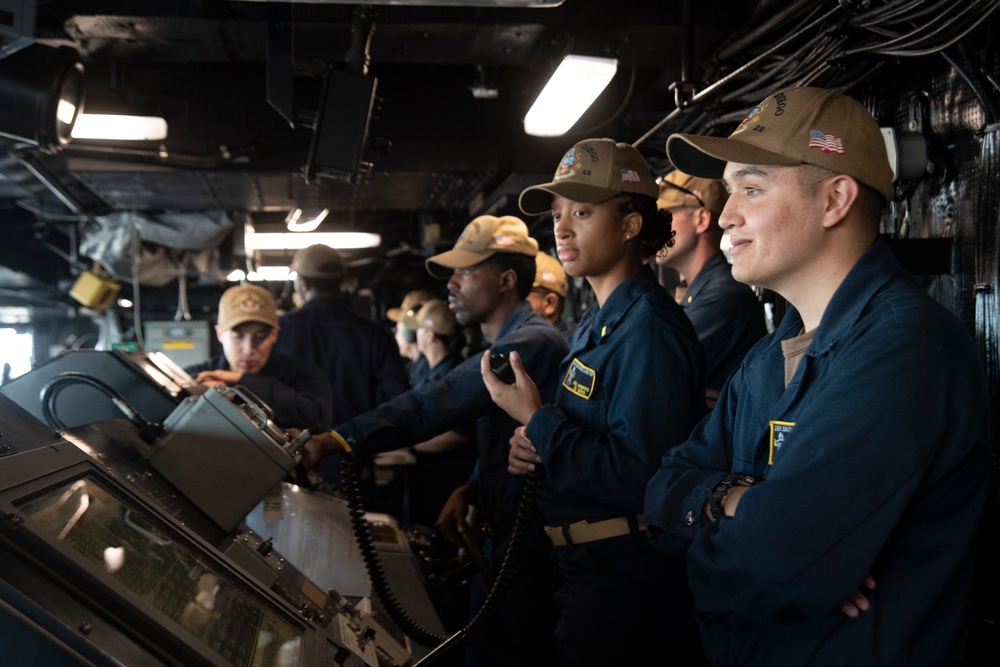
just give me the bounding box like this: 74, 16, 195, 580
645, 86, 991, 667
483, 138, 708, 666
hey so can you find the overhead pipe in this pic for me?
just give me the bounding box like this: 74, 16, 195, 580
680, 0, 694, 102
61, 142, 256, 169
8, 145, 86, 216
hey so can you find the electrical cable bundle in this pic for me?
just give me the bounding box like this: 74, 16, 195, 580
843, 0, 1000, 58
636, 0, 1000, 168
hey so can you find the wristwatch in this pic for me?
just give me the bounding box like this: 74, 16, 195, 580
706, 472, 757, 521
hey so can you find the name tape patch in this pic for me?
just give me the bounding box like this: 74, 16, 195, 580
562, 357, 597, 399
768, 420, 795, 464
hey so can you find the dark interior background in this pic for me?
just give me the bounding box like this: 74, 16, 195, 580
0, 1, 998, 658
0, 0, 997, 398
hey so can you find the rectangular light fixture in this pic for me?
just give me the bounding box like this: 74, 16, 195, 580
244, 232, 382, 250
71, 114, 169, 141
523, 55, 618, 137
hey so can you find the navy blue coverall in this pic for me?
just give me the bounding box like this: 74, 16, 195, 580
680, 250, 767, 392
335, 301, 569, 667
273, 296, 409, 485
644, 240, 991, 667
407, 349, 478, 530
184, 351, 332, 429
524, 265, 707, 666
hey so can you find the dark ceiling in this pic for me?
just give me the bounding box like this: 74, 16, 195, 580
0, 0, 997, 323
0, 0, 746, 317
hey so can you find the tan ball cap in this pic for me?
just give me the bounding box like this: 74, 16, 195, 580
666, 86, 894, 200
402, 299, 459, 336
426, 215, 538, 274
657, 170, 729, 216
533, 252, 568, 297
290, 244, 344, 279
388, 289, 432, 323
519, 138, 659, 214
217, 284, 279, 331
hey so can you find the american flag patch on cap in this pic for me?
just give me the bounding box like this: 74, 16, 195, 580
808, 129, 844, 154
620, 168, 641, 183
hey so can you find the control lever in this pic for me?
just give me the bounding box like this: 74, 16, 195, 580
286, 426, 322, 455
286, 425, 326, 490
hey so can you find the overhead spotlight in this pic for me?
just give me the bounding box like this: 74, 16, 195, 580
285, 207, 329, 232
0, 43, 85, 153
523, 55, 617, 137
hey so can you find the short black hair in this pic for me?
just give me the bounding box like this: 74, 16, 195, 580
486, 252, 536, 300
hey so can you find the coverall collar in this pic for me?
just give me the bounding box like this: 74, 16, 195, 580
772, 237, 901, 358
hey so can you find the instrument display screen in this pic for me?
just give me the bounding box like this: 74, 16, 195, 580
17, 475, 303, 667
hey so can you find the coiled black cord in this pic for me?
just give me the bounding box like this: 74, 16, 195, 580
39, 371, 164, 442
341, 451, 540, 657
342, 452, 444, 648
465, 470, 539, 631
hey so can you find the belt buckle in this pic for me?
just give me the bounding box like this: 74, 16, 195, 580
543, 525, 567, 547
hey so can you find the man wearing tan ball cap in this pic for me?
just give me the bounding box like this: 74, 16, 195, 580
185, 283, 332, 428
425, 214, 538, 271
527, 252, 569, 334
388, 289, 433, 386
302, 214, 569, 666
400, 298, 478, 528
656, 169, 766, 407
645, 86, 990, 667
274, 243, 410, 488
387, 289, 432, 323
401, 298, 464, 388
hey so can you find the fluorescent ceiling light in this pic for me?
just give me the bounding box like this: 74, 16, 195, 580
244, 232, 382, 250
247, 266, 292, 282
71, 114, 169, 141
285, 207, 329, 232
523, 55, 618, 137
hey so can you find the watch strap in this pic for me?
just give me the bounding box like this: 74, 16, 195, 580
707, 472, 757, 521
